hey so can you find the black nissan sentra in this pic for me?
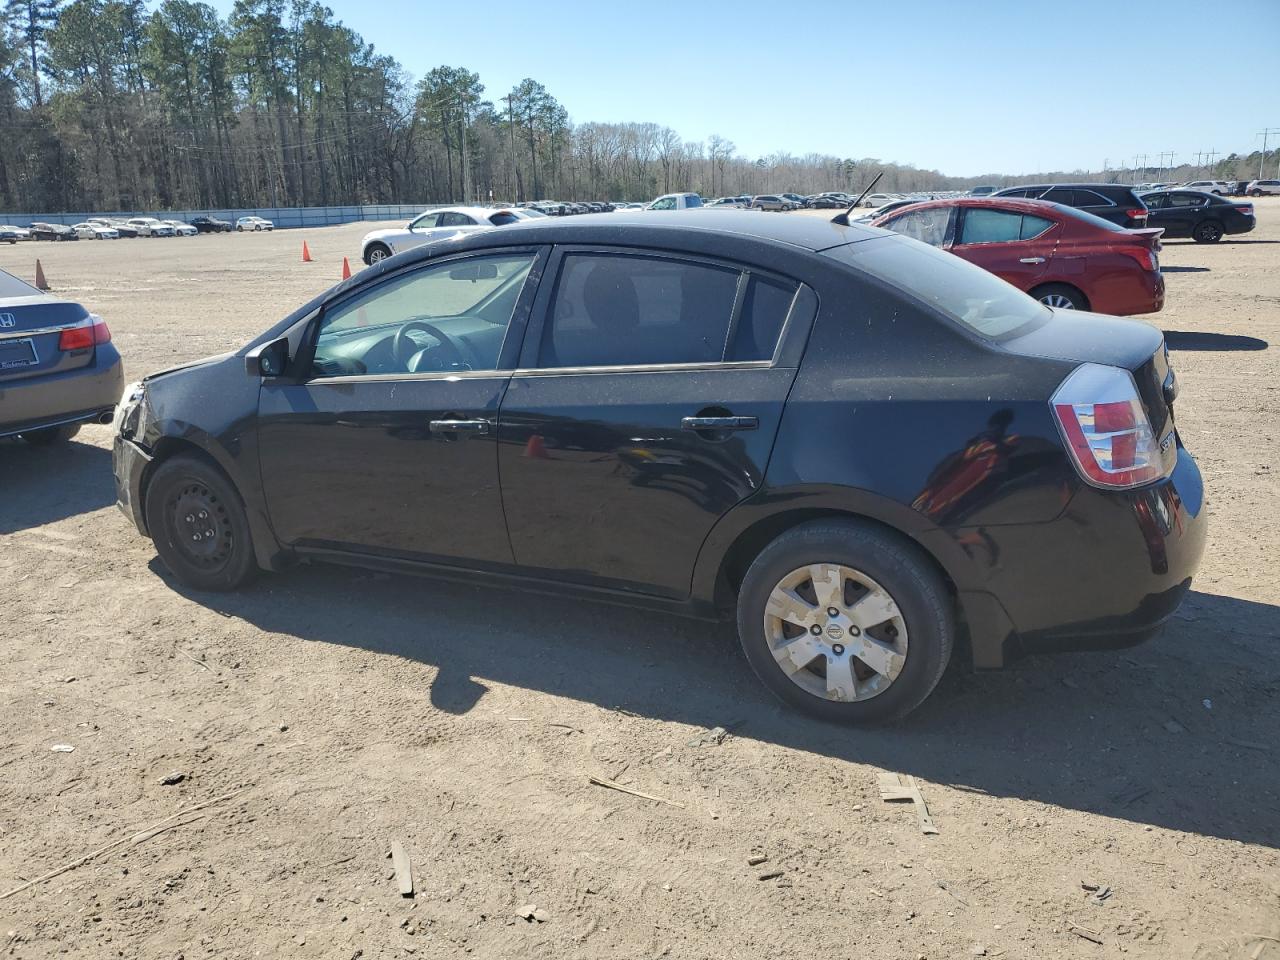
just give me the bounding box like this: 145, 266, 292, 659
1, 268, 123, 444
112, 210, 1205, 721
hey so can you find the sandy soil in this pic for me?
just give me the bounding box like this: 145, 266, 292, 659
1, 204, 1278, 960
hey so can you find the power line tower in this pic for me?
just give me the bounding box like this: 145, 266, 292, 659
1259, 128, 1280, 180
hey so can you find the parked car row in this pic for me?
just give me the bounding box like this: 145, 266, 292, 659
0, 215, 272, 242
518, 200, 643, 215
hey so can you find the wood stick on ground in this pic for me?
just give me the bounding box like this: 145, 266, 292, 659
588, 776, 685, 808
0, 787, 246, 901
174, 645, 211, 672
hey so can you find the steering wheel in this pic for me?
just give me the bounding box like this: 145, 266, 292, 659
392, 319, 466, 372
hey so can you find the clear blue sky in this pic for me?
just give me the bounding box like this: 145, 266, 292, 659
202, 0, 1280, 178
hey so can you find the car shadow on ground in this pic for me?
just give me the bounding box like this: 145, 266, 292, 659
165, 560, 1280, 849
0, 438, 115, 533
1160, 266, 1209, 273
1164, 331, 1268, 351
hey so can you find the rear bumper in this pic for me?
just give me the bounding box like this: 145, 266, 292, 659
0, 344, 124, 438
947, 443, 1206, 667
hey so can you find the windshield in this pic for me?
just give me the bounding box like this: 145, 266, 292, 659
826, 235, 1049, 340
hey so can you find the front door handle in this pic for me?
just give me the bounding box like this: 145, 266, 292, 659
681, 415, 759, 432
429, 419, 490, 434
1019, 257, 1046, 264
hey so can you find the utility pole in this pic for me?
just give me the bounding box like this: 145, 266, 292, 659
1259, 128, 1280, 180
506, 94, 518, 201
1204, 149, 1219, 175
459, 95, 470, 204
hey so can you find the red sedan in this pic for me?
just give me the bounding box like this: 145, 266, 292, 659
872, 197, 1165, 315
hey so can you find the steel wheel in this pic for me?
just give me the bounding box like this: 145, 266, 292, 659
164, 482, 234, 571
763, 563, 908, 703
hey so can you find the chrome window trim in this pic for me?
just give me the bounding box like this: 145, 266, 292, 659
0, 317, 88, 341
512, 359, 776, 378
302, 369, 513, 386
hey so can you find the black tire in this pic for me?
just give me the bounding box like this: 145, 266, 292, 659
364, 242, 392, 266
143, 454, 257, 591
1031, 282, 1088, 310
736, 520, 954, 723
1192, 220, 1223, 243
21, 424, 81, 446
1250, 189, 1263, 197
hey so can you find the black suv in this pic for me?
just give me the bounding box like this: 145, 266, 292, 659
991, 183, 1149, 228
190, 216, 233, 233
112, 210, 1205, 722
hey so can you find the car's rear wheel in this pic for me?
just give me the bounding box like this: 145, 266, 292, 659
21, 424, 81, 446
365, 243, 391, 266
1250, 189, 1263, 197
1193, 221, 1223, 243
1032, 283, 1088, 310
736, 520, 953, 723
144, 455, 257, 591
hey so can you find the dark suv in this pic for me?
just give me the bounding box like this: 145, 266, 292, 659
991, 183, 1149, 228
112, 210, 1205, 722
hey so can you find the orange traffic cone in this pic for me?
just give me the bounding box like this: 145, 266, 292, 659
301, 241, 312, 263
341, 256, 351, 280
34, 259, 49, 291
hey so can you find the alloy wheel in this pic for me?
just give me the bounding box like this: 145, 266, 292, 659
368, 246, 389, 264
1040, 293, 1077, 309
763, 563, 908, 702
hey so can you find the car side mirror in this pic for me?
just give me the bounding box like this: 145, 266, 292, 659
246, 337, 290, 378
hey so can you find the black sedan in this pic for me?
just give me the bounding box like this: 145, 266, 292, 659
1138, 191, 1256, 243
112, 210, 1205, 722
29, 222, 78, 241
1, 268, 124, 444
190, 215, 233, 233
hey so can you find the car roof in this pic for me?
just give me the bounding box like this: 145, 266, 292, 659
410, 209, 882, 255
875, 196, 1068, 217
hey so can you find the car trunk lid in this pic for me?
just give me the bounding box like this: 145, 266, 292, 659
0, 283, 95, 383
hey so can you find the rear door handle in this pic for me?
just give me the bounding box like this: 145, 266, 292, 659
681, 416, 759, 432
429, 419, 490, 434
1019, 257, 1046, 264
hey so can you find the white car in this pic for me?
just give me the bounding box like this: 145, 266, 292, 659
72, 222, 119, 239
0, 224, 33, 240
861, 192, 900, 208
236, 216, 274, 232
163, 219, 198, 237
360, 206, 524, 265
644, 192, 704, 211
1246, 179, 1280, 197
127, 217, 175, 237
1179, 180, 1231, 196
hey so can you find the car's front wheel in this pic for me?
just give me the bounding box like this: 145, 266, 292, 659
1250, 189, 1263, 197
144, 455, 257, 591
736, 520, 953, 722
1032, 283, 1088, 310
364, 242, 391, 265
21, 424, 81, 446
1193, 221, 1223, 243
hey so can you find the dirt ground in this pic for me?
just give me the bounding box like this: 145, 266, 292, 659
1, 203, 1277, 960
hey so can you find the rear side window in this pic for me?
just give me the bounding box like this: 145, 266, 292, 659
538, 254, 793, 368
1170, 194, 1206, 207
828, 236, 1048, 340
439, 212, 477, 227
880, 207, 950, 246
1073, 189, 1113, 206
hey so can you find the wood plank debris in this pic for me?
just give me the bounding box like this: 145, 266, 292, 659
588, 776, 684, 809
878, 773, 939, 834
390, 841, 414, 898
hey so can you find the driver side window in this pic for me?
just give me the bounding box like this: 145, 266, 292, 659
310, 253, 538, 379
410, 212, 441, 230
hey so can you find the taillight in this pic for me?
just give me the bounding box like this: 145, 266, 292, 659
58, 317, 111, 351
1051, 363, 1167, 489
1236, 205, 1254, 215
1125, 208, 1147, 222
1117, 245, 1159, 271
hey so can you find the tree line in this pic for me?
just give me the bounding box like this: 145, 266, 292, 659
1, 0, 1275, 213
